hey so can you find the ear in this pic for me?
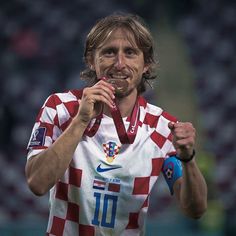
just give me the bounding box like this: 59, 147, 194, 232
89, 64, 95, 71
86, 54, 95, 70
143, 64, 150, 74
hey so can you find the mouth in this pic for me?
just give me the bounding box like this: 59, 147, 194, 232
107, 72, 129, 80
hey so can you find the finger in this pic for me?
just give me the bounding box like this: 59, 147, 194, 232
174, 137, 195, 149
90, 88, 115, 107
94, 81, 116, 100
94, 93, 116, 108
82, 87, 115, 109
170, 123, 195, 136
173, 129, 195, 140
173, 122, 195, 131
97, 80, 116, 94
83, 93, 114, 109
174, 134, 188, 140
87, 82, 115, 101
168, 122, 175, 130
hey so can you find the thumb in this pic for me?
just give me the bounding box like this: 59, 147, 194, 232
168, 122, 175, 130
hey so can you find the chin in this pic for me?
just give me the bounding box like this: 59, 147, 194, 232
115, 92, 127, 98
115, 89, 134, 99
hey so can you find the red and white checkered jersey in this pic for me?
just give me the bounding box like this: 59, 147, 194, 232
27, 89, 178, 236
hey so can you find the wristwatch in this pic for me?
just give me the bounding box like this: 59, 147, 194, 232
176, 149, 196, 163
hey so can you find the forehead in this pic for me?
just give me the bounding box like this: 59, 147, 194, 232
98, 28, 138, 48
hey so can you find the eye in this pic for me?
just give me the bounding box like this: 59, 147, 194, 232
102, 48, 116, 57
125, 48, 138, 57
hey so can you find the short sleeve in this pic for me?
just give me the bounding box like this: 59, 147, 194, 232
26, 94, 61, 160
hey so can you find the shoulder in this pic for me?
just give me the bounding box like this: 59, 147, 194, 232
42, 89, 83, 109
38, 89, 83, 121
139, 96, 177, 150
48, 89, 83, 103
139, 96, 177, 128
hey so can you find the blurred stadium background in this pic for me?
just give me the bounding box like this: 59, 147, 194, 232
0, 0, 235, 235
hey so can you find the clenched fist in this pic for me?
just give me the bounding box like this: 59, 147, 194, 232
168, 122, 196, 162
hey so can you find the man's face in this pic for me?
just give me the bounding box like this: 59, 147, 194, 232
91, 28, 149, 97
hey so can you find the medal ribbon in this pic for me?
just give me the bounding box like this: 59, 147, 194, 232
84, 77, 140, 144
83, 112, 103, 137
109, 98, 140, 144
84, 97, 140, 144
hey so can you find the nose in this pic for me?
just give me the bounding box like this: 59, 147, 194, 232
114, 52, 126, 70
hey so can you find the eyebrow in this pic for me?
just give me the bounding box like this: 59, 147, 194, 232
100, 46, 116, 52
100, 45, 141, 53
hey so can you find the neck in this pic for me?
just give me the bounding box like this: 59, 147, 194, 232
104, 90, 138, 117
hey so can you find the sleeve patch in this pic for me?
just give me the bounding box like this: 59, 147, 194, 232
28, 127, 46, 147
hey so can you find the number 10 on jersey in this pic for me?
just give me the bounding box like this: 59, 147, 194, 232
92, 192, 118, 228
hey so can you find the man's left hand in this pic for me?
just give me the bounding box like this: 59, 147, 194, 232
168, 122, 196, 161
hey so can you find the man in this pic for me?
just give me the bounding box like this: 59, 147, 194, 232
25, 13, 207, 236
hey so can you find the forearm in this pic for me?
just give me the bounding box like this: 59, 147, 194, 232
178, 159, 207, 218
25, 117, 88, 196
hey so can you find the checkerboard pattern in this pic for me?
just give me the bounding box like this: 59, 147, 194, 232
27, 90, 82, 158
27, 90, 178, 235
46, 165, 97, 235
124, 102, 177, 232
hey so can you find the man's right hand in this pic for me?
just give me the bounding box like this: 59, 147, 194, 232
76, 79, 115, 124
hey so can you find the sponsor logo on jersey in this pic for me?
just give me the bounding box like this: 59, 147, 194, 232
103, 141, 121, 163
96, 164, 122, 173
29, 127, 46, 147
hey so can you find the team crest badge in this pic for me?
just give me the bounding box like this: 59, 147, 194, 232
103, 141, 121, 163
